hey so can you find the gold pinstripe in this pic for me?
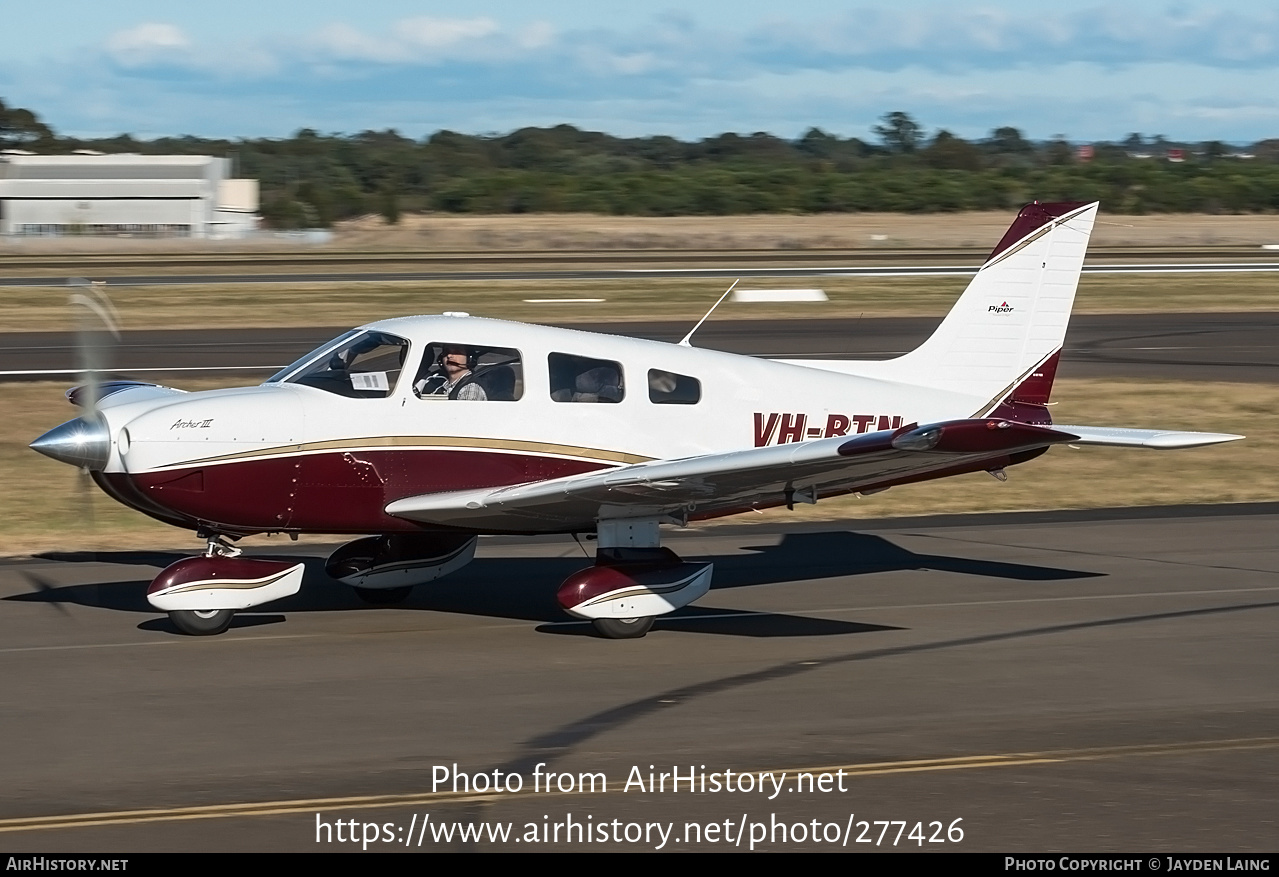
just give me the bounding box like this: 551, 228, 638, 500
153, 436, 653, 470
578, 575, 705, 608
152, 568, 298, 597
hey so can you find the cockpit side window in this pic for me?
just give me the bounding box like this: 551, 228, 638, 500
549, 353, 624, 403
413, 344, 523, 401
277, 330, 409, 398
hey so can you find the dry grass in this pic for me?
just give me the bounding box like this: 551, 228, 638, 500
4, 377, 1272, 556
5, 212, 1279, 253
2, 272, 1277, 332
331, 212, 1279, 251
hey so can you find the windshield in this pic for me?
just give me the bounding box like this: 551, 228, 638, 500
267, 329, 409, 398
266, 329, 360, 384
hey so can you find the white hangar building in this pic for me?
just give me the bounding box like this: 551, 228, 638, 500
0, 153, 259, 239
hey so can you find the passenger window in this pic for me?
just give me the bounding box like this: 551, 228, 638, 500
549, 353, 624, 403
648, 369, 701, 404
414, 344, 523, 401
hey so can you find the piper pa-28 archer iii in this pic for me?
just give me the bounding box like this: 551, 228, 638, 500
31, 202, 1241, 638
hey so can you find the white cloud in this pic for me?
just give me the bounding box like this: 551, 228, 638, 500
745, 6, 1279, 71
104, 23, 191, 67
12, 4, 1279, 141
301, 17, 550, 66
393, 17, 499, 50
309, 23, 410, 63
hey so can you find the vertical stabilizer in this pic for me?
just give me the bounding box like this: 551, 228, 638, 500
873, 201, 1097, 409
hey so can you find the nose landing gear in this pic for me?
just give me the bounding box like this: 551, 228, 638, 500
169, 608, 236, 636
146, 535, 305, 635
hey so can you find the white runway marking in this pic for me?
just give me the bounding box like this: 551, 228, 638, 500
0, 365, 281, 377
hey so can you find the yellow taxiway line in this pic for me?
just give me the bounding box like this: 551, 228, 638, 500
3, 735, 1276, 833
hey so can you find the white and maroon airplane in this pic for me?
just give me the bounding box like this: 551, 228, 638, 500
30, 202, 1241, 638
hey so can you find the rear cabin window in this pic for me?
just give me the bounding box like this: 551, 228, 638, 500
413, 344, 523, 401
549, 353, 624, 403
648, 369, 701, 404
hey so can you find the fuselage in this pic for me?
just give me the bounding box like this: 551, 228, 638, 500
59, 314, 980, 536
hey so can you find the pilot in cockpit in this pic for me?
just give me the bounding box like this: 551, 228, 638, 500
414, 346, 488, 401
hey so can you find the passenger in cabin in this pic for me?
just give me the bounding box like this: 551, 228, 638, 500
574, 366, 622, 402
547, 352, 624, 403
415, 346, 488, 401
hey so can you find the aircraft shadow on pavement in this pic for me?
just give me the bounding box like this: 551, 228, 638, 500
35, 549, 191, 567
714, 531, 1104, 589
538, 610, 904, 639
8, 531, 1100, 638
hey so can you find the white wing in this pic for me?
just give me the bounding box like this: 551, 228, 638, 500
385, 420, 1241, 531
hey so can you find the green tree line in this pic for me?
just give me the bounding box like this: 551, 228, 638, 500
4, 100, 1279, 226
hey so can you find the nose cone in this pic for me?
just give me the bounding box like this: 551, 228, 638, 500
30, 415, 111, 470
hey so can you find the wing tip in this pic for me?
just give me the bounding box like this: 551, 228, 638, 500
1146, 432, 1244, 449
1056, 425, 1245, 449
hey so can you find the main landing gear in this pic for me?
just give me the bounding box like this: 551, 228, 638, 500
556, 518, 713, 640
325, 533, 478, 606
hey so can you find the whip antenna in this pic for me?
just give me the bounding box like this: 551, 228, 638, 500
679, 279, 739, 347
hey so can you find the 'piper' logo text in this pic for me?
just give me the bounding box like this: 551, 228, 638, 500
754, 413, 904, 447
170, 418, 213, 430
989, 301, 1014, 313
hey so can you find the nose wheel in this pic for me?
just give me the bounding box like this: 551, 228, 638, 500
591, 616, 655, 639
168, 608, 235, 636
148, 555, 305, 636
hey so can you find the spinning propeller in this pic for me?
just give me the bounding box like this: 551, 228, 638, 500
29, 280, 122, 520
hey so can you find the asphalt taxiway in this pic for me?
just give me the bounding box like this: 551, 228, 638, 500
5, 312, 1279, 383
1, 504, 1276, 851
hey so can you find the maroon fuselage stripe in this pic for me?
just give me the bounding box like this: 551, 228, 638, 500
127, 448, 610, 533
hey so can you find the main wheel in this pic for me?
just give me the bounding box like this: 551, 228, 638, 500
591, 616, 655, 639
169, 608, 235, 636
354, 586, 412, 605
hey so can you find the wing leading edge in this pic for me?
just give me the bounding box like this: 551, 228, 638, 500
384, 420, 1240, 532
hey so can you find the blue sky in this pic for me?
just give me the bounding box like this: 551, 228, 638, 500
3, 1, 1278, 143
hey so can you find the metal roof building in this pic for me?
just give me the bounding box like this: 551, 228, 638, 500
0, 154, 259, 238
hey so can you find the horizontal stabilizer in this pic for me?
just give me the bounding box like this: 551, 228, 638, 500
1053, 425, 1244, 449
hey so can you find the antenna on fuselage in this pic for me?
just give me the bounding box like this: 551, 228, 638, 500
678, 279, 739, 347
